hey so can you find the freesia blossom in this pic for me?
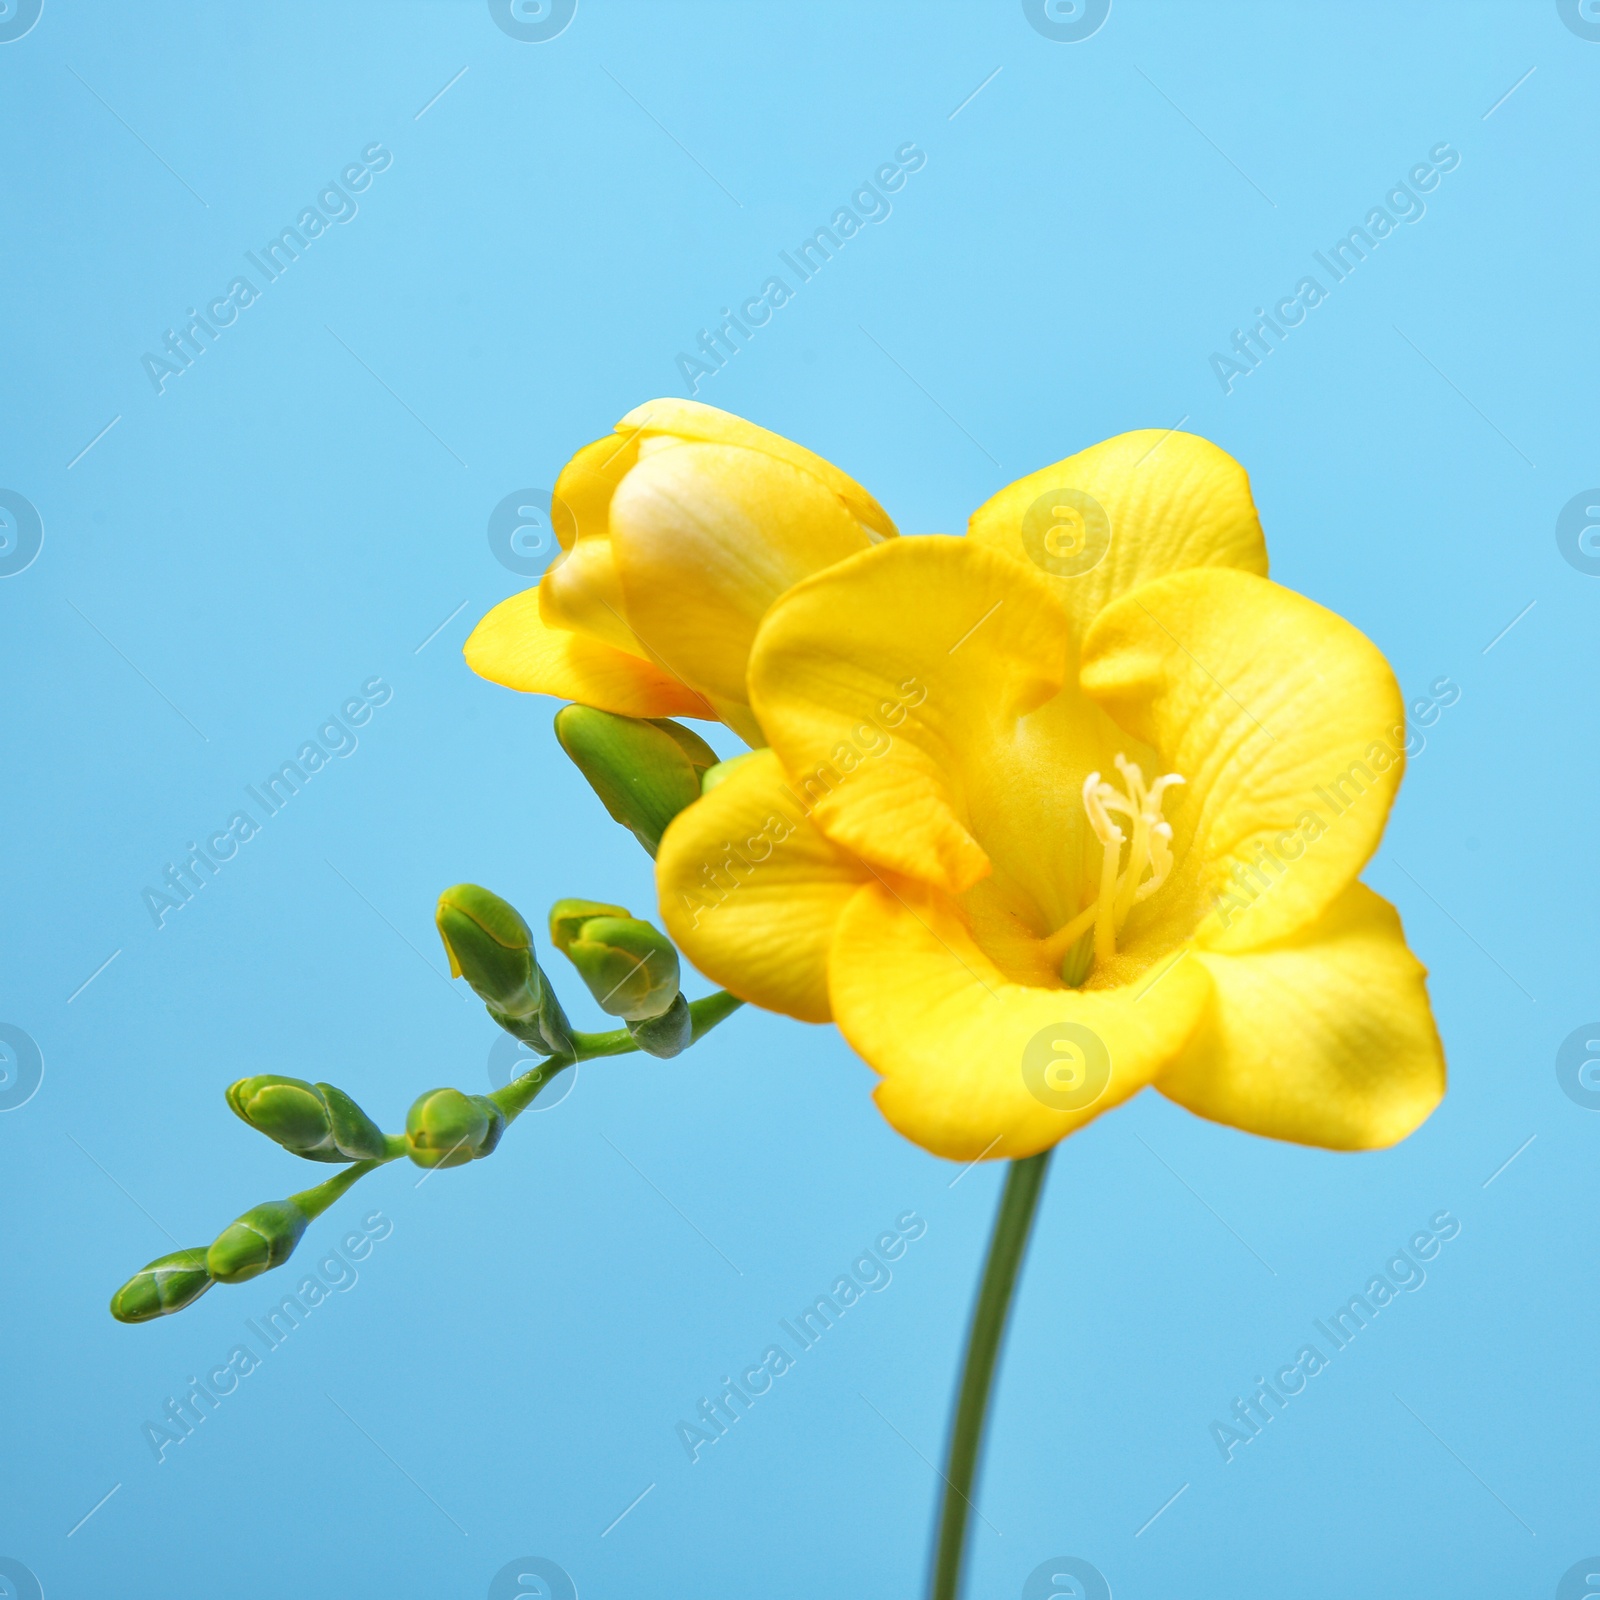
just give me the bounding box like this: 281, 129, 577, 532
465, 399, 894, 745
657, 430, 1445, 1160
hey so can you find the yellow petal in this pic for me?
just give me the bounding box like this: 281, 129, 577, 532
655, 749, 865, 1023
1080, 567, 1405, 952
540, 535, 645, 657
830, 880, 1212, 1160
464, 586, 713, 719
618, 398, 896, 541
1158, 883, 1445, 1149
543, 434, 648, 654
550, 430, 637, 552
749, 537, 1075, 895
611, 441, 881, 708
968, 430, 1267, 635
541, 401, 894, 709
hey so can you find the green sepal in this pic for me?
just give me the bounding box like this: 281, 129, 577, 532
626, 993, 694, 1058
316, 1083, 390, 1160
207, 1200, 309, 1284
405, 1088, 506, 1168
110, 1248, 214, 1323
226, 1074, 386, 1162
489, 986, 575, 1058
563, 915, 680, 1021
554, 706, 717, 855
436, 884, 545, 1020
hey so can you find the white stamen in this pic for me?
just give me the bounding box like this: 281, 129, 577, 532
1080, 755, 1185, 968
1081, 772, 1124, 847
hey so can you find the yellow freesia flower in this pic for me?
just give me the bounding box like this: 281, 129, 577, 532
657, 431, 1445, 1161
464, 399, 895, 744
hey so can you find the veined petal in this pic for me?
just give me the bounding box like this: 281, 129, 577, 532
1080, 567, 1404, 952
656, 749, 866, 1023
464, 586, 713, 719
1158, 883, 1445, 1149
611, 441, 881, 708
969, 430, 1267, 635
830, 880, 1212, 1160
750, 538, 1075, 895
618, 398, 896, 541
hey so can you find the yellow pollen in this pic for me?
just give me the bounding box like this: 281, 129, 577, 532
1044, 753, 1185, 980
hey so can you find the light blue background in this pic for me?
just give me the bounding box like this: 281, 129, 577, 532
3, 2, 1596, 1595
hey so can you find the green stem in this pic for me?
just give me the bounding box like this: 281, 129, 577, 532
491, 991, 745, 1121
687, 988, 744, 1042
490, 1055, 576, 1121
928, 1149, 1053, 1600
287, 1152, 399, 1221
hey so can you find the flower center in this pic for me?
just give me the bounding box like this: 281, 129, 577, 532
1045, 753, 1185, 985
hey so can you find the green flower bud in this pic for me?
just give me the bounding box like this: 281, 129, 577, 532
554, 707, 718, 854
206, 1200, 309, 1284
560, 914, 680, 1022
701, 751, 760, 794
548, 897, 630, 955
436, 884, 545, 1020
109, 1248, 213, 1323
225, 1075, 387, 1162
405, 1088, 506, 1169
627, 993, 693, 1058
